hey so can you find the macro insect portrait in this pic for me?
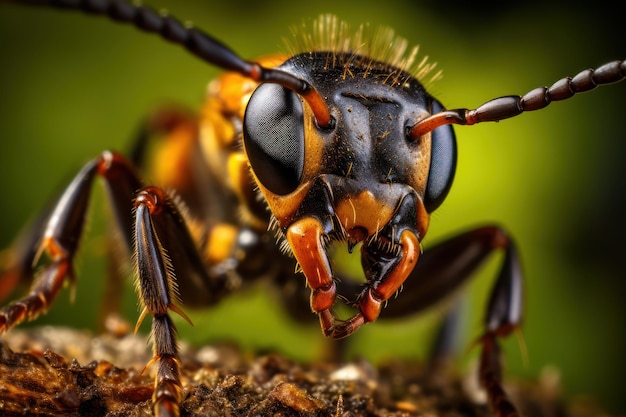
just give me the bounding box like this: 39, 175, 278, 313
0, 1, 624, 416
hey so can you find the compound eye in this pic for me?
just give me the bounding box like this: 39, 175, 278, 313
243, 83, 305, 195
424, 99, 457, 213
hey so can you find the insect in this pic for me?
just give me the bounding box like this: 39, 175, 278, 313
0, 0, 620, 416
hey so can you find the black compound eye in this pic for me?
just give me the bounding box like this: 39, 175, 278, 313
243, 83, 305, 195
424, 99, 457, 213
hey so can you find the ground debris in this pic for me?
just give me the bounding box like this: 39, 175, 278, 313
0, 327, 612, 417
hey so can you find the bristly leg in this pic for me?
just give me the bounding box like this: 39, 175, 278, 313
134, 186, 209, 417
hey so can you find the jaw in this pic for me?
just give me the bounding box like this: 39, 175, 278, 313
270, 175, 430, 338
285, 207, 422, 338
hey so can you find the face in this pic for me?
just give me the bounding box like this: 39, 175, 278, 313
244, 49, 456, 335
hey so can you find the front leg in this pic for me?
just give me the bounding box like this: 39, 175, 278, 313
380, 225, 523, 417
133, 184, 256, 417
133, 181, 270, 417
133, 186, 195, 417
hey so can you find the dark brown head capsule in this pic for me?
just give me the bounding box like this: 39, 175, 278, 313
243, 50, 457, 337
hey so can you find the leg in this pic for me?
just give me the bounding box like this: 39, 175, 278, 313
0, 151, 220, 417
98, 104, 200, 327
0, 151, 151, 332
133, 185, 259, 416
0, 196, 59, 302
132, 186, 194, 417
380, 225, 523, 417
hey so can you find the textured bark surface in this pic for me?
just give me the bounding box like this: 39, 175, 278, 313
0, 327, 609, 417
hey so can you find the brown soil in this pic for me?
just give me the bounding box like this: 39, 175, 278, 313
0, 327, 610, 417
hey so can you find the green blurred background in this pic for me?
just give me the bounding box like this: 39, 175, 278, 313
0, 0, 624, 414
